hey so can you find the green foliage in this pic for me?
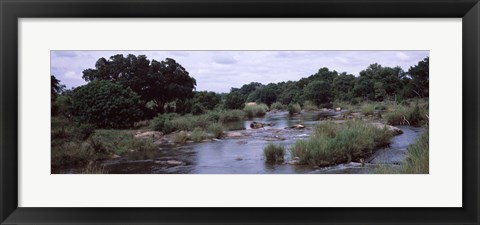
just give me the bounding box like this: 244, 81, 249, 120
193, 91, 221, 111
71, 80, 143, 128
191, 128, 207, 142
291, 120, 393, 167
270, 102, 287, 110
288, 103, 302, 115
361, 104, 375, 116
384, 103, 428, 126
303, 80, 334, 107
207, 123, 224, 138
224, 91, 246, 109
408, 57, 429, 98
83, 55, 196, 115
149, 113, 177, 133
216, 110, 246, 123
302, 101, 319, 111
174, 131, 189, 144
263, 143, 285, 163
51, 75, 65, 100
403, 130, 429, 174
243, 104, 268, 117
91, 129, 156, 155
314, 121, 338, 138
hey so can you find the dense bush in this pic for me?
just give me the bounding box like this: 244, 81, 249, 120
270, 102, 287, 110
243, 104, 268, 117
71, 80, 143, 128
224, 92, 246, 109
288, 103, 302, 115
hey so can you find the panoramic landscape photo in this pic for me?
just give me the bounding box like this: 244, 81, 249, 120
51, 50, 429, 174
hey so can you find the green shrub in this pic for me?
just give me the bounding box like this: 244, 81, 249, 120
303, 100, 319, 111
403, 131, 429, 174
150, 113, 177, 133
243, 104, 268, 117
270, 102, 287, 110
263, 143, 285, 163
90, 129, 156, 155
208, 123, 224, 138
361, 104, 375, 116
288, 103, 302, 115
190, 127, 207, 142
291, 120, 393, 167
70, 80, 143, 128
174, 131, 189, 144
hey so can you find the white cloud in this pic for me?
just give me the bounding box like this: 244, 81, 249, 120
64, 71, 82, 80
396, 52, 410, 61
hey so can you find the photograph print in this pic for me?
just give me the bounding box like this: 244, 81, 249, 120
51, 50, 429, 174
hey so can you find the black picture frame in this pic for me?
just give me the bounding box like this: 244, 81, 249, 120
1, 0, 479, 224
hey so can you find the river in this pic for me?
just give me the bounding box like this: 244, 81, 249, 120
93, 111, 425, 174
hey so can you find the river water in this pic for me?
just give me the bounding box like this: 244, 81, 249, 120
96, 111, 425, 174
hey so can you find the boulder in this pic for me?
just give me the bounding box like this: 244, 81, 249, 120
134, 131, 163, 140
371, 123, 403, 135
246, 102, 257, 106
250, 121, 272, 129
335, 107, 342, 111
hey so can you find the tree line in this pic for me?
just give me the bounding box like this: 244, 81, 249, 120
51, 54, 429, 128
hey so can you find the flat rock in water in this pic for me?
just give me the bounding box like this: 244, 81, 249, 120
226, 131, 244, 138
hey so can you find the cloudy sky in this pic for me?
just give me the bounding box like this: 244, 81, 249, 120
51, 50, 429, 93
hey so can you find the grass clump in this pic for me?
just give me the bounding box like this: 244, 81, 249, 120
288, 103, 302, 115
190, 127, 207, 142
174, 131, 189, 144
361, 104, 375, 116
303, 101, 319, 111
263, 143, 285, 163
243, 104, 268, 117
217, 110, 246, 123
314, 121, 338, 138
208, 123, 224, 138
384, 104, 428, 126
291, 120, 393, 167
402, 131, 429, 174
270, 102, 287, 110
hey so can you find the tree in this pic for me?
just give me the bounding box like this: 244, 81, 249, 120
408, 57, 429, 98
303, 80, 334, 107
332, 72, 356, 101
71, 81, 143, 128
82, 55, 196, 115
224, 91, 246, 109
193, 91, 221, 110
51, 75, 65, 101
